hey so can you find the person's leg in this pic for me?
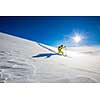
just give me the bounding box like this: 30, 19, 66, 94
60, 50, 64, 55
58, 49, 61, 54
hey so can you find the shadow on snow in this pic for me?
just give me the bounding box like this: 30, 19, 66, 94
32, 53, 60, 58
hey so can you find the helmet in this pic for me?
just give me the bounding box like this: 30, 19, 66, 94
61, 45, 63, 47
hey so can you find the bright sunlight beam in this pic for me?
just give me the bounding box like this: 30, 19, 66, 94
73, 35, 81, 43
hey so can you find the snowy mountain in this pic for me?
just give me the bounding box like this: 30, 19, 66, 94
0, 32, 100, 83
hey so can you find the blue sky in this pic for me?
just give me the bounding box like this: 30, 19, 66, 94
0, 16, 100, 46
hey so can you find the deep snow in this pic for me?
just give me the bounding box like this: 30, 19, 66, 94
0, 32, 100, 83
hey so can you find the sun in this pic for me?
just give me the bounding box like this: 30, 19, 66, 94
73, 35, 81, 43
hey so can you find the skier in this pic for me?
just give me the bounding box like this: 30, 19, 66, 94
58, 45, 66, 55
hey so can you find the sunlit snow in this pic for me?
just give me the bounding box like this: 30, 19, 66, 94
0, 32, 100, 83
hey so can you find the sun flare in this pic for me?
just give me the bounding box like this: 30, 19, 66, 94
73, 35, 81, 43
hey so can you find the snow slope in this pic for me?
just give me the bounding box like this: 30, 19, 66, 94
0, 32, 100, 83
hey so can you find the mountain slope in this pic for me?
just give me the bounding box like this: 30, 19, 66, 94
0, 32, 100, 83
